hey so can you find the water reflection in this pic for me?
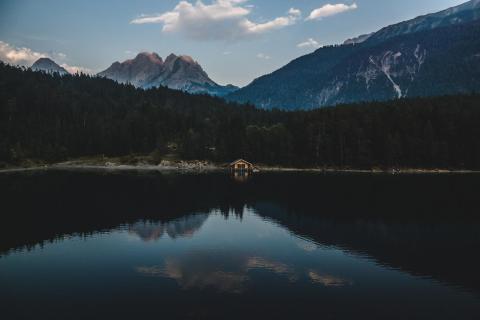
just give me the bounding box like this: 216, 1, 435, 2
231, 171, 251, 183
246, 257, 296, 281
128, 214, 209, 241
136, 257, 249, 294
307, 271, 352, 287
129, 210, 353, 295
1, 171, 480, 319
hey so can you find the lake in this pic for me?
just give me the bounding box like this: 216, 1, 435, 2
1, 170, 480, 319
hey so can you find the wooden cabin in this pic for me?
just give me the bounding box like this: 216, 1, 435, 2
230, 159, 254, 172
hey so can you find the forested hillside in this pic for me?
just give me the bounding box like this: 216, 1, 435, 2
1, 63, 480, 169
227, 1, 480, 110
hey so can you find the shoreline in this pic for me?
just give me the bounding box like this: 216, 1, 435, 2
0, 159, 478, 174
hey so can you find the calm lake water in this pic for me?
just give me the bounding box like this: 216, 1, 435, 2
1, 170, 480, 319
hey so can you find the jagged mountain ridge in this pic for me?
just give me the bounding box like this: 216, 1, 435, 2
98, 52, 237, 96
227, 0, 480, 110
31, 57, 69, 75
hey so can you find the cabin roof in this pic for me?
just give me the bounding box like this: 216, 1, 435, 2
230, 159, 253, 166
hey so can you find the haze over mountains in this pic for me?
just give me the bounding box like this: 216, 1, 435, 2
228, 0, 480, 110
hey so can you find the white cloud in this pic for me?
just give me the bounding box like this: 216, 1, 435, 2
256, 53, 270, 60
297, 38, 321, 49
288, 8, 301, 16
0, 40, 47, 65
0, 40, 92, 74
131, 0, 301, 41
306, 3, 357, 21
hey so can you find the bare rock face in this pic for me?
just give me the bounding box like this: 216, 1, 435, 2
31, 58, 69, 75
98, 52, 237, 96
97, 52, 164, 87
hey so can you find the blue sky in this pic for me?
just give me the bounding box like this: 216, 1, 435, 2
0, 0, 467, 86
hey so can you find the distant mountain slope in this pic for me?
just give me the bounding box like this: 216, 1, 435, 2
368, 0, 480, 44
343, 33, 373, 45
228, 0, 480, 110
31, 58, 68, 75
98, 52, 237, 96
228, 45, 358, 109
321, 21, 480, 106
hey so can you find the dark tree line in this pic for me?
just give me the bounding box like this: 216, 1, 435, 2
1, 62, 480, 169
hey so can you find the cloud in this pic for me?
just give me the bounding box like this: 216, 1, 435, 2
0, 40, 93, 74
246, 257, 298, 282
0, 40, 47, 66
297, 38, 321, 49
256, 53, 270, 60
131, 0, 301, 41
306, 3, 357, 21
288, 8, 301, 17
137, 259, 248, 294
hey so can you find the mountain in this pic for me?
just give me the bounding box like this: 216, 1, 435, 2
367, 0, 480, 44
128, 214, 208, 241
98, 52, 238, 96
228, 0, 480, 110
31, 58, 69, 75
343, 33, 373, 45
2, 61, 480, 169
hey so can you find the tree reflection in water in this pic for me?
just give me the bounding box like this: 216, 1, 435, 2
1, 170, 480, 319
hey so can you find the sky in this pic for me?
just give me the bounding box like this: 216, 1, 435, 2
0, 0, 468, 86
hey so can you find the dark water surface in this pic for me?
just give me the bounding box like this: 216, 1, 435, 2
1, 170, 480, 319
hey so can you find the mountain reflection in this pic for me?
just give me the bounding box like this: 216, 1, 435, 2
128, 214, 209, 241
1, 170, 480, 296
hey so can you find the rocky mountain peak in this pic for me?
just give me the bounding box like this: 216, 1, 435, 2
178, 55, 195, 64
97, 52, 238, 96
165, 53, 178, 65
134, 52, 163, 65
